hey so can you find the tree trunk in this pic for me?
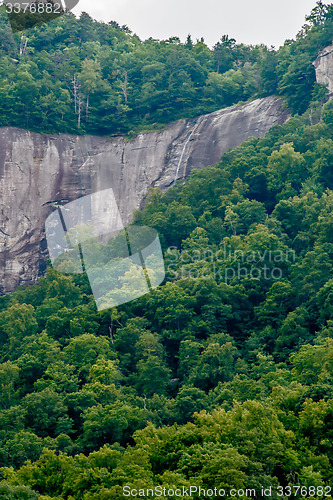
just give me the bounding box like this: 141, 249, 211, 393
86, 93, 89, 120
122, 71, 128, 103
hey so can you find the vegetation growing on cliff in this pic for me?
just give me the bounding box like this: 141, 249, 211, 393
0, 2, 333, 498
0, 92, 333, 497
0, 2, 332, 135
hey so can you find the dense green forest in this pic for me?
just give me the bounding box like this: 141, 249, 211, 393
0, 1, 332, 135
0, 1, 333, 499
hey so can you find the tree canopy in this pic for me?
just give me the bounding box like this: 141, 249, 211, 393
0, 2, 333, 497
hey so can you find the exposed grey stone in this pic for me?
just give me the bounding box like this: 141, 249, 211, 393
0, 96, 289, 293
313, 44, 333, 96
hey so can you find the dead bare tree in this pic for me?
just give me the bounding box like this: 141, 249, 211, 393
19, 33, 28, 58
122, 71, 128, 103
70, 75, 85, 128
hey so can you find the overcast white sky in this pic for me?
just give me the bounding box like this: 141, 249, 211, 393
72, 0, 319, 48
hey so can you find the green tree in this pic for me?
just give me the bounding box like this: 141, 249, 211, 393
136, 355, 171, 396
267, 143, 306, 195
0, 303, 38, 352
0, 362, 20, 409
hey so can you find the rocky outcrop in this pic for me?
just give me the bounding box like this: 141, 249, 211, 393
313, 44, 333, 95
0, 96, 289, 293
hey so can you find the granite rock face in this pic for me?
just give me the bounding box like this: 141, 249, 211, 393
313, 44, 333, 95
0, 96, 289, 293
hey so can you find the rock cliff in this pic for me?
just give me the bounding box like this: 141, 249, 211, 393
0, 96, 289, 293
313, 44, 333, 96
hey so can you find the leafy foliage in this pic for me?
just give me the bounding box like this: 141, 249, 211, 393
0, 2, 333, 497
0, 1, 331, 136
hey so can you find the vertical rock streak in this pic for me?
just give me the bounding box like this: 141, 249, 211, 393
0, 96, 289, 292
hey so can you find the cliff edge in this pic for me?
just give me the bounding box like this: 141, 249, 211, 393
0, 96, 289, 293
313, 44, 333, 96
